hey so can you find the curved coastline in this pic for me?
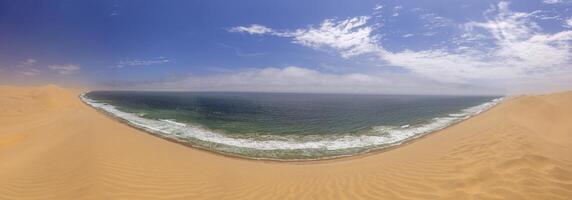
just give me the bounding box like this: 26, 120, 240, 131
79, 92, 504, 161
4, 85, 572, 199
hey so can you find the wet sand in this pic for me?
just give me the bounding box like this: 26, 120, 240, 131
1, 85, 571, 199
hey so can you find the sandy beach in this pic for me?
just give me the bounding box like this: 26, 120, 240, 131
1, 85, 571, 199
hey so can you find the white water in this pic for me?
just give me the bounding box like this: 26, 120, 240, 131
80, 94, 503, 153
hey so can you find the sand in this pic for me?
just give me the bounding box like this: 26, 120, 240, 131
0, 85, 571, 200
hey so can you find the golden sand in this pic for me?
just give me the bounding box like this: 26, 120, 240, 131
0, 85, 571, 199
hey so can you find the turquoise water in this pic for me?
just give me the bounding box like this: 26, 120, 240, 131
83, 91, 502, 160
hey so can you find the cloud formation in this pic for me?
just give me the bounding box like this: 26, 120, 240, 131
229, 1, 572, 93
115, 57, 172, 68
392, 6, 402, 17
228, 17, 383, 58
385, 1, 572, 83
11, 58, 41, 76
132, 66, 496, 95
21, 58, 37, 66
19, 68, 41, 76
48, 64, 81, 75
420, 13, 452, 29
542, 0, 563, 4
566, 17, 572, 28
228, 24, 274, 35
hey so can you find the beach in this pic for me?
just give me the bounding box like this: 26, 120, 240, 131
1, 85, 571, 199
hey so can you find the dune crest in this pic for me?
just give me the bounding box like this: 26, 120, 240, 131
0, 85, 571, 199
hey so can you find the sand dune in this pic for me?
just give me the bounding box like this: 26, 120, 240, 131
0, 85, 571, 199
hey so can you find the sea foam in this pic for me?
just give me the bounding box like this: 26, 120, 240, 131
80, 93, 503, 159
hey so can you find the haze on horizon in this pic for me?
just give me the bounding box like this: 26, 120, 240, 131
1, 0, 571, 95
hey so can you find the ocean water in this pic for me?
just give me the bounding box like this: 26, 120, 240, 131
82, 91, 503, 160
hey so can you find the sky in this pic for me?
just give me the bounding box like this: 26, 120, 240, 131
0, 0, 571, 95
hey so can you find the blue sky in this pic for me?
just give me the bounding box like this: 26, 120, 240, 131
1, 0, 571, 94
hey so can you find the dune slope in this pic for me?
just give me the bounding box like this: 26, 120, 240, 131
0, 85, 571, 199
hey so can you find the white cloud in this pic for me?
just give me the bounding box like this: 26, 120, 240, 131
11, 58, 40, 76
19, 68, 41, 76
528, 10, 562, 21
14, 58, 37, 68
230, 1, 572, 94
385, 2, 572, 83
420, 13, 452, 29
374, 4, 383, 11
48, 64, 81, 75
131, 66, 495, 95
3, 59, 84, 77
288, 16, 384, 58
393, 6, 402, 17
231, 17, 383, 58
23, 58, 36, 66
228, 24, 274, 35
402, 33, 415, 38
566, 17, 572, 28
115, 57, 172, 68
543, 0, 563, 4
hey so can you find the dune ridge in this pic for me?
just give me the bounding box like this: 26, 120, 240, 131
0, 85, 571, 199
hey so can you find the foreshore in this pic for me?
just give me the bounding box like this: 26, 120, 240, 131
1, 85, 571, 199
79, 92, 504, 162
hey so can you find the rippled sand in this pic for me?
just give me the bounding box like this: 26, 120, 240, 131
1, 85, 571, 199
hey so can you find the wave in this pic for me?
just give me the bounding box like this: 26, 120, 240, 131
80, 93, 504, 159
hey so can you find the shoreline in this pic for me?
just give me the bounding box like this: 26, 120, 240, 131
79, 92, 507, 163
2, 85, 571, 199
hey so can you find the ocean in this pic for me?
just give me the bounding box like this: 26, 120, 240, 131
82, 91, 503, 160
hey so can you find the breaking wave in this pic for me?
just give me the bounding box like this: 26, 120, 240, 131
80, 93, 503, 160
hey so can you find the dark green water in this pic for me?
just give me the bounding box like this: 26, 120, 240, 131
83, 91, 501, 160
86, 91, 495, 135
